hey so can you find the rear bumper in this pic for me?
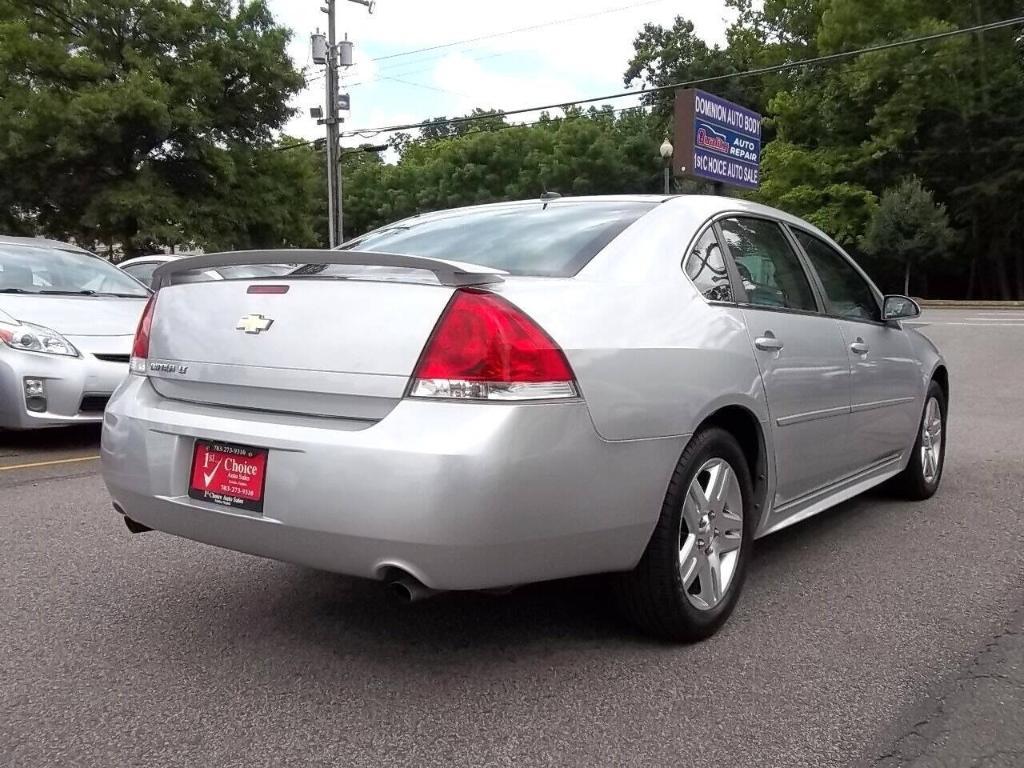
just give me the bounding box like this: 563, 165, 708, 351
0, 347, 127, 430
101, 377, 684, 590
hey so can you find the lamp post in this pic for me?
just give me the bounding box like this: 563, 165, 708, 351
659, 139, 673, 195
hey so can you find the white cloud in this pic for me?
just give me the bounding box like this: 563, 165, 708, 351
271, 0, 735, 140
430, 50, 585, 117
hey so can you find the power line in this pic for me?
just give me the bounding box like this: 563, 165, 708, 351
350, 45, 515, 80
338, 15, 1024, 138
307, 43, 510, 86
301, 49, 513, 91
342, 50, 515, 89
274, 139, 318, 152
428, 104, 654, 142
366, 0, 668, 64
273, 103, 654, 152
305, 2, 667, 87
375, 75, 471, 98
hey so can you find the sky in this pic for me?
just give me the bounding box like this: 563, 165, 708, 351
267, 0, 734, 148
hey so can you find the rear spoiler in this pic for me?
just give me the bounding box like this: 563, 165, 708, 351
150, 249, 507, 290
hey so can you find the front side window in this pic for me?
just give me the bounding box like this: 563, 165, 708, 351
684, 228, 733, 302
718, 218, 817, 312
0, 244, 149, 297
793, 230, 880, 322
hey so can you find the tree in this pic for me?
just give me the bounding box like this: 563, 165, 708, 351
624, 16, 764, 120
0, 0, 310, 253
862, 178, 956, 296
339, 108, 665, 236
624, 1, 1024, 298
418, 109, 507, 141
418, 116, 456, 141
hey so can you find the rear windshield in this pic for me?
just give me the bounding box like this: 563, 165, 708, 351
216, 264, 296, 279
332, 200, 657, 277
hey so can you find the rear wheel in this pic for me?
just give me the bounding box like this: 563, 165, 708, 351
616, 427, 754, 641
892, 380, 947, 500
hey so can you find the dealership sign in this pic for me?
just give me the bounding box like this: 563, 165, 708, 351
672, 89, 762, 190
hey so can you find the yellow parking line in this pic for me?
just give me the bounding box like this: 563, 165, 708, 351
0, 455, 100, 472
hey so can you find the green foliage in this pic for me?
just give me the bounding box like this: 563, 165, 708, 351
419, 109, 507, 140
4, 0, 1024, 298
756, 142, 877, 245
340, 107, 665, 236
628, 0, 1024, 298
862, 177, 956, 294
624, 16, 769, 119
0, 0, 308, 254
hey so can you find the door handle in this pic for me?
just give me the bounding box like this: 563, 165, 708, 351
754, 332, 784, 351
850, 338, 870, 355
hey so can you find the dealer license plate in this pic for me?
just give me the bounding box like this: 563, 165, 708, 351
188, 440, 269, 513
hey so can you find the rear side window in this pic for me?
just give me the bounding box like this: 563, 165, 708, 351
336, 201, 657, 277
122, 262, 159, 287
685, 229, 733, 302
719, 217, 817, 312
793, 230, 880, 322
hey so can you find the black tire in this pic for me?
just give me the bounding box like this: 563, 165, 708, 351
615, 427, 755, 642
892, 380, 947, 500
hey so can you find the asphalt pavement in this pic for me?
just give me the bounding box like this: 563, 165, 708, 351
1, 308, 1023, 768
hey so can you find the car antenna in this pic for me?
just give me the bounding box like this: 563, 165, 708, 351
540, 189, 561, 210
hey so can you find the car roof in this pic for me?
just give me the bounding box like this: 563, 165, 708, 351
361, 195, 672, 232
657, 195, 844, 247
359, 194, 833, 244
0, 234, 94, 255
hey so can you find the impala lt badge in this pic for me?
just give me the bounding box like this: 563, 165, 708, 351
236, 314, 274, 334
149, 361, 189, 375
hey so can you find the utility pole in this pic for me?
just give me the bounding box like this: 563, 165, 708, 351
313, 0, 374, 247
325, 0, 340, 246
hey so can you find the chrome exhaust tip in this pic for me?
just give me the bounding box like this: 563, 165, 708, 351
122, 515, 152, 534
113, 503, 152, 533
388, 573, 441, 603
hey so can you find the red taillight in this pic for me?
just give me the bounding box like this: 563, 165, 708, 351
129, 294, 157, 375
409, 290, 577, 401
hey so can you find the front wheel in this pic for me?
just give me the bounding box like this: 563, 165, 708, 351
892, 380, 947, 500
615, 427, 754, 641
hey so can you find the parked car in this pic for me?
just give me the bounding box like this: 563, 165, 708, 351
101, 196, 947, 640
0, 236, 150, 429
118, 254, 295, 289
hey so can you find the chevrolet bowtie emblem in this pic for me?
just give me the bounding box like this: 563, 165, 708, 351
236, 314, 274, 334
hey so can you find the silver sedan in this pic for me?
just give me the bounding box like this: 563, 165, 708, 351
0, 236, 150, 430
101, 195, 947, 640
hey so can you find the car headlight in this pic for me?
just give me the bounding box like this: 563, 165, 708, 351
0, 321, 79, 357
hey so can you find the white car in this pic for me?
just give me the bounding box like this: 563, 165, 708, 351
0, 236, 150, 429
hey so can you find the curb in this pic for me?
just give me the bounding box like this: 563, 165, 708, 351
917, 300, 1024, 309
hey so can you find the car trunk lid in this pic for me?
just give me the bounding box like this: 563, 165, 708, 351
146, 278, 457, 420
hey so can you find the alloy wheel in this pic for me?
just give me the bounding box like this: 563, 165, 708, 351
679, 458, 744, 610
920, 396, 943, 484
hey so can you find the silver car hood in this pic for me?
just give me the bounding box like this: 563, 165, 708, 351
0, 294, 147, 336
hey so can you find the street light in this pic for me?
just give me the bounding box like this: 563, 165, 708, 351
659, 139, 673, 195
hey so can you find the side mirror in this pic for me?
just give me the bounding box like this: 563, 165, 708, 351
883, 294, 921, 321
